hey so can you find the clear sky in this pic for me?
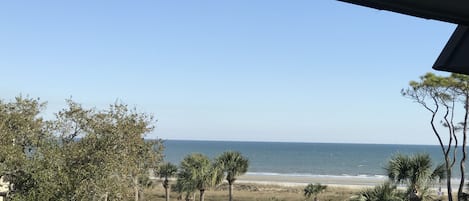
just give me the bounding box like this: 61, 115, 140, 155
0, 1, 458, 145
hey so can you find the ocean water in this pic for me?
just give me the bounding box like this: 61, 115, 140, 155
163, 140, 466, 179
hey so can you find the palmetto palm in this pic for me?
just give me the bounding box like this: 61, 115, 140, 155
157, 162, 178, 201
216, 151, 249, 201
385, 153, 445, 201
176, 153, 222, 201
304, 183, 327, 201
352, 182, 404, 201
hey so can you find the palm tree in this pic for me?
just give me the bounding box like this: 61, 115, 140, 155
216, 151, 249, 201
157, 162, 178, 201
174, 171, 196, 201
385, 153, 445, 201
304, 183, 327, 201
351, 182, 404, 201
177, 153, 222, 201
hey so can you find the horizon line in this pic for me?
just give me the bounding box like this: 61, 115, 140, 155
149, 138, 442, 146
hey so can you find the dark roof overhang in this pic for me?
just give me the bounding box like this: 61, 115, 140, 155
337, 0, 469, 75
337, 0, 469, 25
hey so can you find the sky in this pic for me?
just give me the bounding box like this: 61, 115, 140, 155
0, 1, 458, 145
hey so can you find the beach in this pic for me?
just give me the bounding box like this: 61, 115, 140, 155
145, 173, 391, 201
237, 174, 386, 188
145, 172, 457, 200
147, 176, 363, 201
159, 140, 458, 200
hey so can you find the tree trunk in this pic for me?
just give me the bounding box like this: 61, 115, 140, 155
134, 177, 139, 201
459, 95, 469, 200
430, 102, 453, 201
444, 152, 453, 201
446, 166, 453, 201
199, 189, 205, 201
165, 187, 169, 201
164, 178, 170, 201
140, 190, 145, 201
229, 182, 233, 201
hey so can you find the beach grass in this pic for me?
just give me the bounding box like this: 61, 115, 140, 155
144, 173, 454, 201
144, 182, 360, 201
144, 180, 454, 201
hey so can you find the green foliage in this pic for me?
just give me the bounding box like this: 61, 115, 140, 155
0, 96, 49, 200
303, 183, 327, 200
216, 151, 249, 184
385, 153, 444, 201
0, 96, 164, 201
158, 162, 178, 180
158, 162, 178, 201
216, 151, 249, 201
176, 153, 223, 201
403, 72, 469, 201
350, 182, 404, 201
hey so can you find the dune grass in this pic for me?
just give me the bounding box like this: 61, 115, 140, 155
144, 181, 359, 201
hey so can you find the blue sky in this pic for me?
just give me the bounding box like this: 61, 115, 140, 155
0, 1, 457, 144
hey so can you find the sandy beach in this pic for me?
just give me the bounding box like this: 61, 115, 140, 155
149, 172, 453, 200
236, 173, 459, 195
237, 174, 386, 188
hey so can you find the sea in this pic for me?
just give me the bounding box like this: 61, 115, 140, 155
163, 140, 469, 180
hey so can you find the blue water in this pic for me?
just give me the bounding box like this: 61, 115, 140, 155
163, 140, 466, 178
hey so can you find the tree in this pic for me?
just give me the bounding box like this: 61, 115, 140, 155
158, 162, 178, 201
53, 100, 163, 201
174, 171, 196, 201
176, 153, 223, 201
402, 72, 469, 201
215, 151, 249, 201
351, 182, 404, 201
0, 97, 164, 201
385, 153, 445, 201
303, 183, 327, 201
0, 96, 49, 200
447, 73, 469, 198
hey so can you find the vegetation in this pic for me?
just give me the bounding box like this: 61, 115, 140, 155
176, 153, 224, 201
3, 95, 460, 201
385, 153, 445, 201
0, 96, 164, 201
158, 151, 250, 201
145, 182, 357, 201
348, 153, 446, 201
149, 178, 462, 201
402, 72, 469, 201
216, 151, 249, 201
303, 183, 327, 201
157, 162, 178, 201
350, 182, 404, 201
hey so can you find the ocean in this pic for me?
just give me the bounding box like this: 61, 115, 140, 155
163, 140, 467, 179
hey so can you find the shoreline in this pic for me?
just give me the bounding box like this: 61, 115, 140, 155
237, 174, 386, 188
236, 174, 461, 194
